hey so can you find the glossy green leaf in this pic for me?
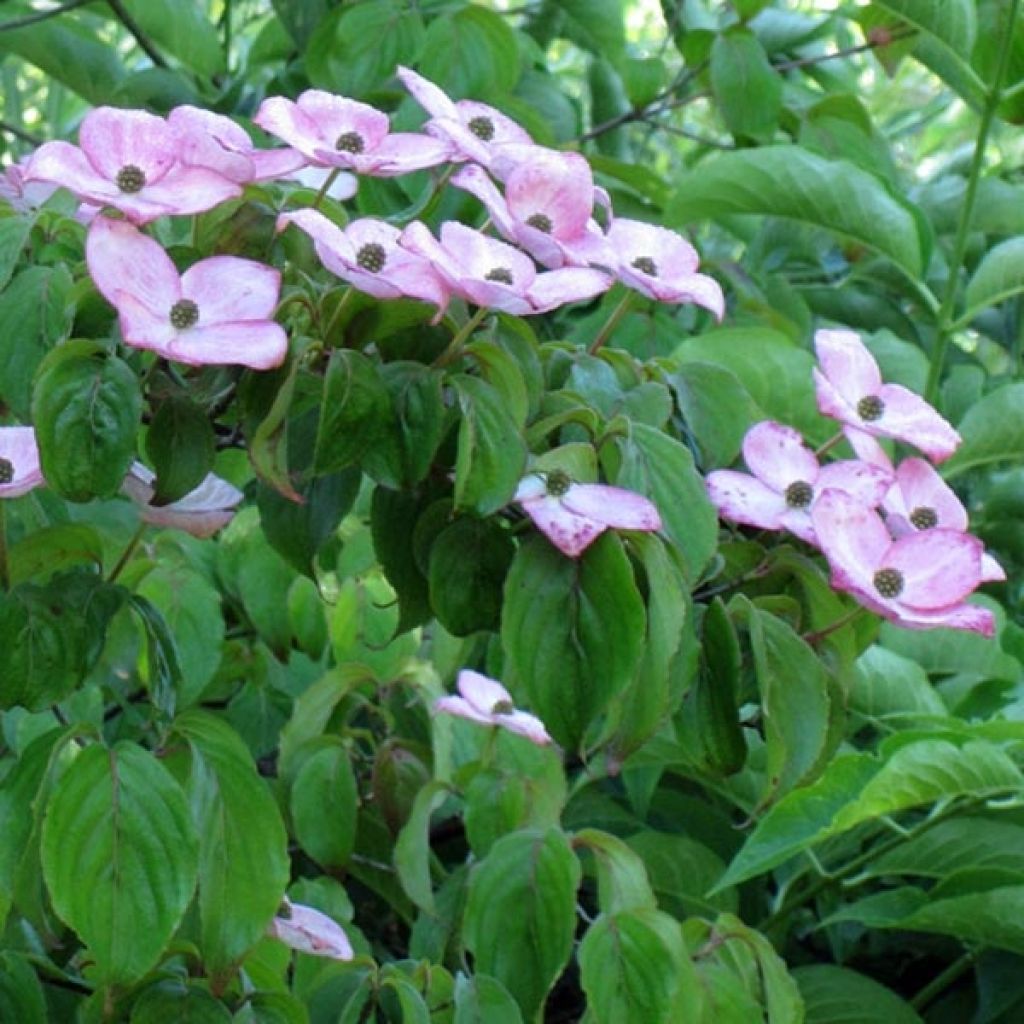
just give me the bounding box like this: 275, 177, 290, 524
453, 973, 523, 1024
574, 829, 656, 914
271, 0, 327, 46
32, 340, 141, 502
7, 524, 104, 587
501, 534, 645, 750
291, 738, 359, 870
41, 742, 199, 985
0, 952, 46, 1024
553, 0, 625, 60
0, 265, 73, 420
395, 781, 450, 913
668, 146, 926, 278
710, 28, 781, 142
118, 0, 224, 77
0, 214, 33, 292
175, 711, 289, 973
792, 965, 922, 1024
874, 0, 976, 59
419, 7, 519, 98
131, 980, 232, 1023
145, 396, 215, 505
943, 382, 1024, 478
463, 828, 581, 1021
962, 236, 1024, 323
371, 487, 433, 633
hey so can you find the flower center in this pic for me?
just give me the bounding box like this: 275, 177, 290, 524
490, 699, 515, 715
356, 242, 387, 273
468, 115, 495, 141
909, 505, 938, 530
784, 480, 814, 508
546, 469, 571, 497
485, 267, 514, 284
526, 213, 553, 233
116, 164, 146, 193
857, 395, 885, 422
631, 256, 658, 277
335, 131, 365, 154
169, 298, 199, 330
873, 567, 904, 599
0, 457, 13, 485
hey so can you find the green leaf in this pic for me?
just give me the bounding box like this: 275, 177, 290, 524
667, 146, 926, 278
395, 780, 450, 913
290, 738, 359, 870
233, 992, 310, 1024
793, 965, 923, 1024
453, 973, 523, 1024
0, 265, 73, 420
851, 645, 948, 726
745, 603, 833, 802
574, 829, 656, 914
118, 0, 224, 77
32, 340, 141, 503
305, 1, 426, 100
552, 0, 625, 60
943, 382, 1024, 478
710, 28, 781, 143
0, 214, 33, 292
371, 487, 433, 633
419, 7, 520, 98
271, 0, 327, 47
131, 980, 232, 1023
428, 516, 515, 637
41, 742, 199, 985
611, 423, 717, 584
7, 523, 104, 587
579, 908, 692, 1024
501, 534, 645, 750
145, 396, 215, 505
174, 711, 289, 973
0, 952, 47, 1024
874, 0, 976, 59
626, 831, 737, 918
314, 349, 391, 475
463, 828, 581, 1022
452, 375, 526, 516
963, 236, 1024, 323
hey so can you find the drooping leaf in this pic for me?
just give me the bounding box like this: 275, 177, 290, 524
962, 237, 1024, 323
710, 28, 781, 143
792, 964, 923, 1024
290, 738, 359, 871
943, 382, 1024, 478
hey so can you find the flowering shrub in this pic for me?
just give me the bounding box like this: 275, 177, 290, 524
2, 2, 1024, 1021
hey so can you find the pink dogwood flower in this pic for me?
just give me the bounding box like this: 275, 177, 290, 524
605, 218, 725, 319
168, 105, 306, 184
514, 470, 661, 557
435, 670, 552, 746
812, 329, 961, 462
400, 221, 610, 315
0, 427, 44, 498
396, 65, 533, 169
811, 488, 993, 635
277, 209, 447, 312
269, 898, 353, 960
253, 90, 450, 177
451, 153, 611, 268
25, 107, 241, 224
86, 216, 287, 369
122, 462, 243, 538
707, 420, 892, 546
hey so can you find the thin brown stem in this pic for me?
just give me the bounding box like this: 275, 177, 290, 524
0, 0, 96, 31
105, 0, 168, 67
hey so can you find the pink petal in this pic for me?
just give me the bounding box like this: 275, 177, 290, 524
811, 489, 891, 593
249, 147, 308, 182
981, 552, 1006, 583
460, 279, 532, 314
648, 271, 725, 319
270, 899, 353, 960
277, 209, 358, 276
169, 105, 254, 182
742, 420, 818, 493
439, 221, 535, 285
496, 709, 553, 746
885, 602, 995, 636
349, 133, 451, 176
181, 256, 281, 323
401, 221, 464, 289
167, 322, 288, 370
814, 460, 893, 507
874, 384, 961, 462
881, 529, 982, 609
425, 117, 493, 165
86, 216, 180, 314
434, 695, 495, 727
814, 329, 882, 406
123, 463, 242, 537
24, 141, 122, 205
843, 426, 893, 470
451, 164, 516, 238
79, 107, 177, 183
526, 267, 611, 312
115, 291, 178, 353
138, 164, 242, 218
456, 669, 514, 716
506, 148, 593, 239
253, 97, 324, 162
551, 224, 615, 269
297, 90, 390, 151
397, 65, 458, 120
520, 495, 606, 557
707, 470, 789, 530
0, 426, 44, 498
813, 366, 859, 425
456, 101, 532, 146
777, 508, 818, 546
561, 483, 661, 531
890, 457, 966, 530
607, 219, 699, 275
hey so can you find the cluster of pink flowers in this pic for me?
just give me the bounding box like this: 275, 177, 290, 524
708, 329, 1001, 636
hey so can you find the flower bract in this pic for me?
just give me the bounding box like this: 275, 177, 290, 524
435, 669, 552, 746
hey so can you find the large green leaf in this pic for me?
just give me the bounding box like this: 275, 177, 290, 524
174, 712, 289, 974
667, 146, 926, 278
453, 973, 523, 1024
463, 828, 581, 1022
418, 7, 520, 98
40, 743, 199, 985
501, 534, 645, 750
0, 952, 46, 1024
792, 965, 923, 1024
290, 739, 359, 871
552, 0, 625, 60
873, 0, 976, 58
0, 214, 33, 292
710, 28, 781, 143
117, 0, 224, 77
962, 236, 1024, 323
943, 382, 1024, 479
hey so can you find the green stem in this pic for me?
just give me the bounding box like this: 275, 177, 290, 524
321, 286, 354, 344
108, 521, 147, 584
432, 305, 490, 368
925, 0, 1021, 403
910, 950, 977, 1011
0, 502, 8, 592
802, 606, 864, 646
588, 290, 635, 355
311, 169, 342, 211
